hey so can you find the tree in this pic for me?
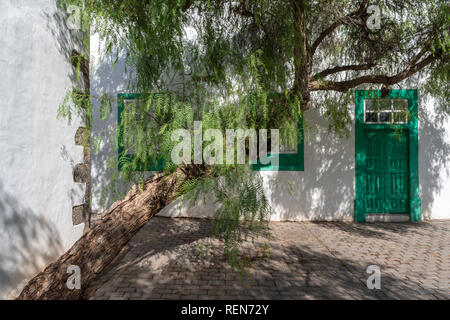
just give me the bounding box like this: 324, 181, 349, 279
18, 0, 448, 299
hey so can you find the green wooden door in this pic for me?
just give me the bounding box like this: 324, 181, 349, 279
363, 129, 409, 213
355, 89, 420, 222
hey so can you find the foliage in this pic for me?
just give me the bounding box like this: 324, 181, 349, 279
58, 0, 449, 268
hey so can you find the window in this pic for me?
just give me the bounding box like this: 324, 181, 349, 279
364, 99, 409, 124
117, 93, 164, 171
279, 129, 299, 154
118, 92, 305, 172
252, 121, 304, 171
122, 98, 145, 154
251, 93, 304, 171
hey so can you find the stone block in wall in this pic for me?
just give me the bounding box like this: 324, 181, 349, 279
75, 127, 88, 146
72, 204, 87, 226
73, 163, 89, 183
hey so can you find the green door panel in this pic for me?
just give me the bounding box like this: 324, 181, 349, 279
386, 131, 409, 213
363, 129, 409, 214
364, 130, 386, 213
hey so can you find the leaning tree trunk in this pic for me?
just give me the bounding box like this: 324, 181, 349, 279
17, 165, 207, 300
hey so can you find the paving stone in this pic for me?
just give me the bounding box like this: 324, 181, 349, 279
87, 217, 450, 300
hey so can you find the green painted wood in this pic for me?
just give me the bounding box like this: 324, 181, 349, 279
251, 122, 304, 171
363, 129, 409, 213
363, 129, 386, 213
386, 130, 410, 213
355, 89, 421, 222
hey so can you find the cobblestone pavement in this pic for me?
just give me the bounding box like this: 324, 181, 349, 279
87, 217, 450, 300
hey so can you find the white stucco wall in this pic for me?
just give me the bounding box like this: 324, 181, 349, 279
157, 107, 356, 222
418, 96, 450, 220
159, 95, 450, 222
90, 33, 135, 213
0, 0, 85, 299
90, 30, 450, 222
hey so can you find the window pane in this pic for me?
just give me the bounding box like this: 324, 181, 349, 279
393, 99, 408, 112
124, 99, 142, 108
279, 141, 298, 154
278, 126, 298, 154
393, 112, 407, 123
378, 99, 392, 111
379, 112, 392, 123
123, 99, 152, 153
365, 112, 378, 123
365, 99, 376, 111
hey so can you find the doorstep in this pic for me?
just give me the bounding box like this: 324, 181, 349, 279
365, 214, 410, 222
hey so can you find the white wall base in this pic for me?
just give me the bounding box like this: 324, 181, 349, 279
365, 214, 410, 223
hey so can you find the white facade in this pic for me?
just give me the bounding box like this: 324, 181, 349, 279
0, 0, 447, 302
0, 0, 85, 299
90, 35, 450, 222
158, 97, 450, 221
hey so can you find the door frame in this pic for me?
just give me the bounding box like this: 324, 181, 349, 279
355, 89, 420, 222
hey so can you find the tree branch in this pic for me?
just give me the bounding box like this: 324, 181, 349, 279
308, 49, 442, 92
182, 0, 193, 12
310, 0, 368, 57
311, 62, 376, 81
292, 1, 311, 110
234, 0, 254, 18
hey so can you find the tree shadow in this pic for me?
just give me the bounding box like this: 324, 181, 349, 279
0, 1, 87, 299
0, 180, 63, 299
88, 35, 145, 218
257, 107, 356, 221
308, 220, 446, 240
418, 95, 450, 219
43, 0, 144, 224
86, 217, 447, 300
86, 217, 212, 296
257, 95, 450, 223
43, 0, 86, 88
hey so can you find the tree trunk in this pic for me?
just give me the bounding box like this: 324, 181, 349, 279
17, 165, 207, 300
292, 0, 311, 111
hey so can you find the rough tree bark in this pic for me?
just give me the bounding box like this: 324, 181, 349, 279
17, 165, 207, 300
292, 1, 311, 111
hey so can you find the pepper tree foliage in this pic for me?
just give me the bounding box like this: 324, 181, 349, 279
60, 0, 449, 267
